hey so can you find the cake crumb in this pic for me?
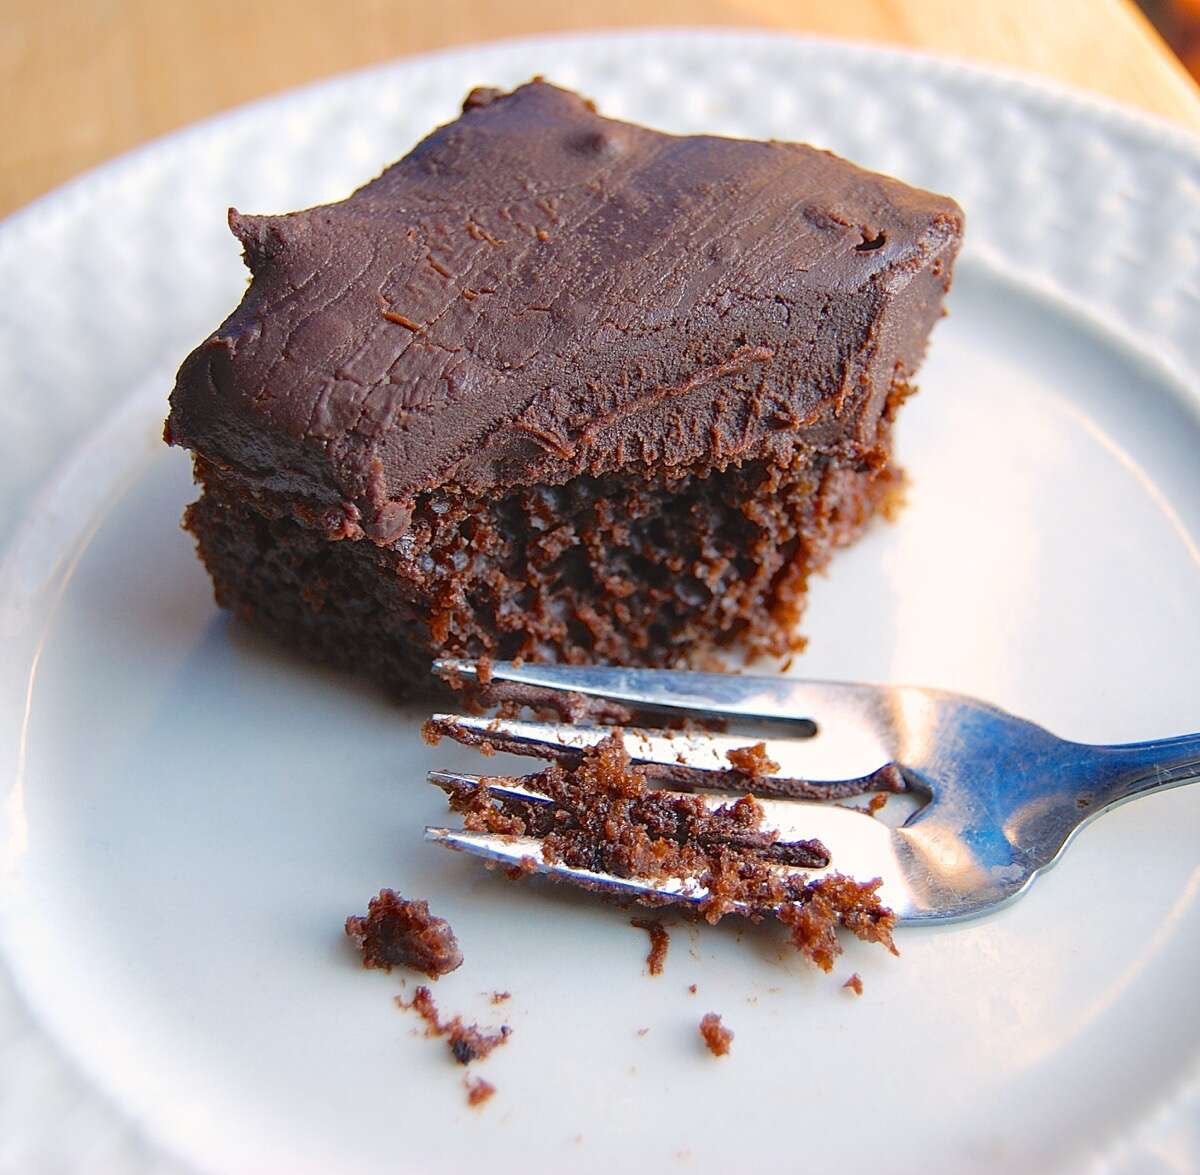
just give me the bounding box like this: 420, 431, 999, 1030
844, 973, 864, 996
636, 1027, 650, 1037
699, 1013, 733, 1057
630, 917, 670, 976
504, 854, 539, 881
724, 741, 780, 777
454, 782, 527, 836
464, 1076, 496, 1108
396, 985, 511, 1064
345, 889, 462, 978
777, 874, 898, 972
868, 793, 889, 816
490, 990, 511, 1004
687, 983, 697, 995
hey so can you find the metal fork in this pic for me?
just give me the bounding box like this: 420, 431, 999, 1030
423, 659, 1200, 923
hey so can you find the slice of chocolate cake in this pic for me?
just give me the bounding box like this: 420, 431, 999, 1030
166, 80, 962, 694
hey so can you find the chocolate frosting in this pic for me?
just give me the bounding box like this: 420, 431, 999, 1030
167, 80, 962, 542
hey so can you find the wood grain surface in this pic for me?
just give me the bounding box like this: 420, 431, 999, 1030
5, 0, 1200, 216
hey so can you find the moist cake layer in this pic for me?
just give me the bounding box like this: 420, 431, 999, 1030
184, 420, 899, 683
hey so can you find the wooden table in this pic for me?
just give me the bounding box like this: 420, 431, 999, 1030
6, 0, 1200, 218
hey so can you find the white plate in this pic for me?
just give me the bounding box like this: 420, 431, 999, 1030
2, 30, 1200, 1175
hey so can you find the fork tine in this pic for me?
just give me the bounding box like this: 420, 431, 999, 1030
424, 821, 915, 919
425, 814, 917, 920
433, 658, 886, 727
430, 768, 863, 842
427, 768, 556, 807
428, 767, 818, 841
426, 769, 904, 883
427, 712, 904, 798
423, 825, 726, 909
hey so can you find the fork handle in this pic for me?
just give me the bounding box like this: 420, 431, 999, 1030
1090, 733, 1200, 808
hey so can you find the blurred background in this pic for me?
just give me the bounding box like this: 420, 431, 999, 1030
4, 0, 1200, 218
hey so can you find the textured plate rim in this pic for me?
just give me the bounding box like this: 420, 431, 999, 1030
5, 26, 1200, 244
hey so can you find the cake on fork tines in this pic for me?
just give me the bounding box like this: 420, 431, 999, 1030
166, 80, 962, 694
